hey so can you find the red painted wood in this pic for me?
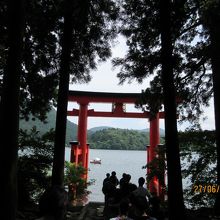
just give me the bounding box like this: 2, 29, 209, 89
78, 103, 88, 168
68, 91, 141, 103
68, 109, 165, 119
149, 113, 160, 195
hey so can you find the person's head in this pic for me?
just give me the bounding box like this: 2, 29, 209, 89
39, 185, 68, 219
106, 173, 110, 178
125, 174, 131, 183
111, 171, 116, 176
138, 177, 145, 186
122, 173, 126, 178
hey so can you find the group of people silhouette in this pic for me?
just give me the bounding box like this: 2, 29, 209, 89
102, 171, 162, 220
34, 171, 162, 220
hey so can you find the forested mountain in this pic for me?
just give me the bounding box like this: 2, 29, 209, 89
88, 128, 149, 150
19, 109, 165, 150
19, 108, 78, 145
138, 128, 165, 136
88, 126, 112, 133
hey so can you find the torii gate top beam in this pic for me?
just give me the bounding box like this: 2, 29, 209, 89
68, 90, 165, 119
68, 90, 141, 104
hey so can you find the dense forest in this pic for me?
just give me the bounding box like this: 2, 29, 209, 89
88, 128, 149, 150
89, 128, 149, 150
19, 108, 78, 145
20, 109, 165, 150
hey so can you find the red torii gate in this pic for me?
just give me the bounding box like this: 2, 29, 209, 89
67, 90, 165, 198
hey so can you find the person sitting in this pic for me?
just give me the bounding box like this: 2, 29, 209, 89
35, 185, 68, 220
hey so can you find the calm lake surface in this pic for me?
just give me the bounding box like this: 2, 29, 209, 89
65, 148, 147, 202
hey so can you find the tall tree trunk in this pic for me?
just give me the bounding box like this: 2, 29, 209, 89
52, 0, 73, 186
208, 7, 220, 215
52, 0, 89, 188
0, 0, 24, 219
159, 1, 186, 220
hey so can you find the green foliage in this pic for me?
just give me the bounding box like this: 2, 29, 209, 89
1, 0, 119, 121
64, 161, 92, 201
136, 77, 164, 118
88, 128, 150, 150
18, 127, 54, 209
112, 0, 214, 127
179, 130, 217, 209
0, 0, 59, 120
145, 145, 166, 188
18, 0, 60, 120
20, 111, 166, 151
144, 130, 217, 209
19, 108, 77, 145
63, 0, 119, 83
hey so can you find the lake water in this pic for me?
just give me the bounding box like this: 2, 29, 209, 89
65, 148, 147, 202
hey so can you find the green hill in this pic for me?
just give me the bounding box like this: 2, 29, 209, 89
19, 108, 78, 145
88, 126, 112, 133
139, 128, 165, 136
19, 109, 164, 150
87, 128, 150, 150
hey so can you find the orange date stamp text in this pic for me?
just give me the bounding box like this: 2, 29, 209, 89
193, 184, 220, 193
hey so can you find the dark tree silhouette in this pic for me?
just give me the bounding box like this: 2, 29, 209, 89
52, 0, 75, 186
113, 1, 187, 218
159, 0, 185, 219
52, 0, 118, 189
0, 0, 60, 121
199, 0, 220, 214
0, 0, 25, 219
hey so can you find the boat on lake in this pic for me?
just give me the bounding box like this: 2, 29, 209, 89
90, 157, 101, 164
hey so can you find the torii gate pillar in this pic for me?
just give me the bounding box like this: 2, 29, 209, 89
148, 113, 166, 200
78, 102, 89, 170
149, 113, 160, 194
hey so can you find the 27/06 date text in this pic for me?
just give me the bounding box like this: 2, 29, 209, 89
193, 185, 220, 193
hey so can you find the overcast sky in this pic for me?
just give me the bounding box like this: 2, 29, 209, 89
68, 36, 215, 131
